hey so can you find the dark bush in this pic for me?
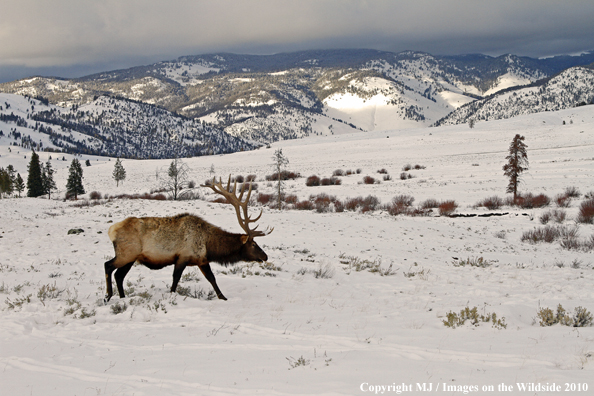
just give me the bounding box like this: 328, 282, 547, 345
257, 193, 274, 205
306, 175, 321, 186
295, 200, 315, 210
246, 174, 257, 182
321, 177, 341, 186
332, 169, 345, 177
266, 171, 301, 181
420, 198, 440, 209
477, 196, 503, 210
578, 198, 594, 224
517, 193, 550, 209
438, 200, 458, 216
363, 176, 377, 185
400, 172, 413, 180
377, 168, 388, 174
89, 191, 102, 200
564, 186, 581, 198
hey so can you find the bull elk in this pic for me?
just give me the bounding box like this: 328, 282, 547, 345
103, 176, 272, 302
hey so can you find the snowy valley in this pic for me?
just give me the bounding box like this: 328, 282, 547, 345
1, 101, 593, 395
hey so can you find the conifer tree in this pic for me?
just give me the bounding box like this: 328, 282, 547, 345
14, 173, 25, 197
66, 158, 85, 199
0, 167, 12, 198
166, 157, 189, 200
27, 150, 44, 197
42, 160, 57, 199
503, 134, 528, 201
272, 148, 289, 210
112, 158, 126, 187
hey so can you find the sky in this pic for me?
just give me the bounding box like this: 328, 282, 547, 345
1, 0, 593, 83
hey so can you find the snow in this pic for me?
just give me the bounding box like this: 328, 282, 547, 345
1, 106, 594, 395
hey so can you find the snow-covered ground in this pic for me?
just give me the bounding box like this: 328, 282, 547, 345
1, 106, 594, 395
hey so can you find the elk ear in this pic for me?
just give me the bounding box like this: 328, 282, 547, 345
240, 235, 249, 244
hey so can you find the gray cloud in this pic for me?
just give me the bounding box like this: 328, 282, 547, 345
1, 0, 593, 82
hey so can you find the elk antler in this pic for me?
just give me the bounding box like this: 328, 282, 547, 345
201, 176, 273, 238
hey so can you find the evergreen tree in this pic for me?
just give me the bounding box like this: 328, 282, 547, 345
503, 134, 528, 201
66, 158, 85, 199
112, 158, 126, 187
271, 148, 289, 210
166, 157, 189, 200
14, 173, 25, 197
0, 167, 12, 198
27, 150, 44, 197
42, 160, 57, 199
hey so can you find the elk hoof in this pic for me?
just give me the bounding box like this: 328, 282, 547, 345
217, 294, 228, 301
104, 295, 112, 304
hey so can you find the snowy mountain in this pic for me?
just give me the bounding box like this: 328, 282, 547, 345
1, 49, 594, 154
0, 93, 255, 159
434, 66, 594, 127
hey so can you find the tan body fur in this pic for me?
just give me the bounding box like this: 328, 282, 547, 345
104, 213, 268, 302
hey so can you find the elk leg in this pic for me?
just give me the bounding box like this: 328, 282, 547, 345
114, 262, 134, 298
104, 258, 117, 302
199, 263, 227, 300
171, 261, 187, 293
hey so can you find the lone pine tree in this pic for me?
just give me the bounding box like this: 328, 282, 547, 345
503, 134, 528, 201
66, 158, 85, 199
27, 150, 45, 197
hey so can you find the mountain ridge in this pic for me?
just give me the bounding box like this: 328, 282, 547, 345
1, 49, 594, 158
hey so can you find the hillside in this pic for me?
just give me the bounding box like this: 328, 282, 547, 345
434, 66, 594, 126
1, 49, 593, 153
0, 93, 254, 159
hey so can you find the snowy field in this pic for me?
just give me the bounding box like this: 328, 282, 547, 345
1, 106, 594, 395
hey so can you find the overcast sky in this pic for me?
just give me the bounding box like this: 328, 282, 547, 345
1, 0, 593, 83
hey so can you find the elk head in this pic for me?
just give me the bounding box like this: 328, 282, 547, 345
202, 176, 273, 262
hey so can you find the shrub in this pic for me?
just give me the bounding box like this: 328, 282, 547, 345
577, 198, 594, 224
399, 172, 413, 180
361, 195, 381, 212
555, 193, 572, 208
311, 193, 335, 213
443, 306, 507, 329
89, 191, 102, 200
305, 175, 321, 187
537, 304, 593, 327
452, 257, 492, 268
383, 174, 392, 181
363, 176, 378, 185
515, 193, 551, 209
344, 195, 380, 212
332, 169, 344, 177
477, 196, 503, 210
438, 200, 457, 216
539, 209, 566, 224
402, 164, 412, 171
377, 168, 388, 174
413, 164, 426, 170
521, 225, 561, 244
320, 177, 341, 186
257, 193, 274, 205
266, 171, 301, 181
356, 168, 362, 174
420, 198, 440, 209
564, 186, 581, 198
284, 194, 298, 204
385, 195, 415, 216
294, 200, 314, 210
234, 175, 245, 183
